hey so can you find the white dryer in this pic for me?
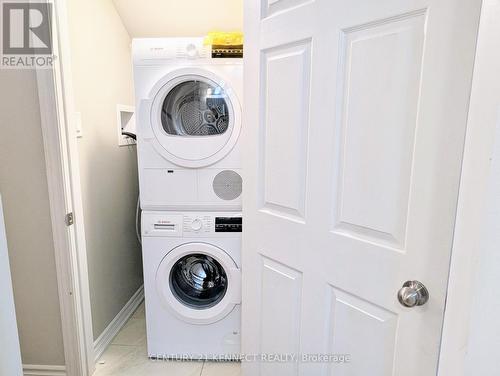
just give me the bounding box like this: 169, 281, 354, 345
141, 211, 241, 359
133, 38, 243, 211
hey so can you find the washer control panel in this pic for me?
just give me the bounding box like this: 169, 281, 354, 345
142, 212, 242, 237
183, 215, 243, 233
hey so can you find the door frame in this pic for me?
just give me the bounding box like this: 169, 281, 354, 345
35, 0, 498, 375
0, 196, 23, 376
35, 0, 95, 375
438, 0, 500, 374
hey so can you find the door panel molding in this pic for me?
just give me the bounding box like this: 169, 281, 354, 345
332, 10, 427, 251
259, 39, 312, 223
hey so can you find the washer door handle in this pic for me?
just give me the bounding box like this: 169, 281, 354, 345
228, 267, 241, 304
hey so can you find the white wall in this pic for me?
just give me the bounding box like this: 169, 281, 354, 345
0, 69, 65, 366
113, 0, 243, 37
67, 0, 143, 340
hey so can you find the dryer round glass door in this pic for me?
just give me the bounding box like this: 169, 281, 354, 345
170, 253, 228, 309
156, 242, 241, 324
161, 81, 230, 137
147, 68, 242, 168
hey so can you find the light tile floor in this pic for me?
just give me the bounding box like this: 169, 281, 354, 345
93, 302, 241, 376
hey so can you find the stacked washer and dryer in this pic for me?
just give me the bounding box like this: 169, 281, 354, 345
133, 38, 243, 359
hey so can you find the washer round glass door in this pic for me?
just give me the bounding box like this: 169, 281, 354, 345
170, 253, 227, 309
148, 68, 241, 168
156, 243, 241, 324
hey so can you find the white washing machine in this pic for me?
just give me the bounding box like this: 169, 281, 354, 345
133, 38, 243, 211
141, 211, 241, 359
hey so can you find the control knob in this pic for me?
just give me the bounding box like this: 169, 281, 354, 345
186, 43, 198, 58
190, 218, 203, 231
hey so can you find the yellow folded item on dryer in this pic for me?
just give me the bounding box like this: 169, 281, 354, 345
204, 31, 244, 46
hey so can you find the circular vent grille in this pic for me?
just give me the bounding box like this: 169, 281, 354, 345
213, 170, 242, 201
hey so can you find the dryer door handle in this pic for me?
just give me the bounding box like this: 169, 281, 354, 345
229, 267, 241, 304
139, 99, 154, 140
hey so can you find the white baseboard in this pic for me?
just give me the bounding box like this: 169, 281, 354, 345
23, 364, 66, 376
93, 285, 144, 361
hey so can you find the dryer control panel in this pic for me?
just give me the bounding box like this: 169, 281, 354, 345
142, 211, 242, 237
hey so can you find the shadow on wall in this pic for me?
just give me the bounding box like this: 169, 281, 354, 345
112, 0, 243, 37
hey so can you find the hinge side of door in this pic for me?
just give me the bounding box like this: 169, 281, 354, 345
65, 212, 74, 226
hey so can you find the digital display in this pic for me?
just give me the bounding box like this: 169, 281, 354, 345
215, 217, 242, 232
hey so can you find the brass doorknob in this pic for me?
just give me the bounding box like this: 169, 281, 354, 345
397, 281, 429, 307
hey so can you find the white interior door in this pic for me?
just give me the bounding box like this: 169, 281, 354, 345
0, 196, 23, 376
241, 1, 481, 375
